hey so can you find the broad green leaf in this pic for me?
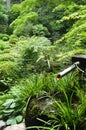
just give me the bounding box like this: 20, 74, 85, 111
6, 118, 16, 125
16, 115, 23, 123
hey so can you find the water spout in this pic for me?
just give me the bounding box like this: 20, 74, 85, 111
57, 61, 80, 80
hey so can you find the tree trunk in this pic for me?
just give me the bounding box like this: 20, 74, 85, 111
20, 0, 22, 2
6, 0, 10, 11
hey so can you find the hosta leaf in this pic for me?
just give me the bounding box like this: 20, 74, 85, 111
3, 99, 14, 107
6, 118, 16, 125
10, 103, 16, 108
16, 115, 23, 123
3, 109, 14, 114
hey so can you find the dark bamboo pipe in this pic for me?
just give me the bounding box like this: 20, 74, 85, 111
57, 61, 80, 80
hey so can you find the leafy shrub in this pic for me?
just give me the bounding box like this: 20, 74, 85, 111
9, 35, 18, 44
55, 4, 86, 51
32, 24, 50, 36
10, 12, 38, 36
56, 20, 86, 47
0, 69, 86, 128
0, 40, 9, 50
2, 36, 9, 41
74, 0, 86, 5
0, 4, 8, 33
0, 8, 8, 25
0, 61, 21, 85
20, 36, 52, 72
25, 73, 86, 130
0, 25, 7, 33
0, 53, 15, 62
0, 33, 9, 41
9, 4, 20, 23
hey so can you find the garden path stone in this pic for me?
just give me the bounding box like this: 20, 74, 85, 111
3, 123, 25, 130
0, 120, 6, 130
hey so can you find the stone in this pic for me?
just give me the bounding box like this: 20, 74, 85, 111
25, 94, 54, 129
0, 120, 6, 130
3, 123, 25, 130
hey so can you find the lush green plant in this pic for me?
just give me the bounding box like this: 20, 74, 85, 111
0, 61, 21, 85
9, 4, 21, 24
0, 73, 55, 125
0, 53, 15, 62
0, 92, 23, 125
9, 12, 38, 36
32, 24, 50, 37
0, 33, 9, 41
0, 40, 10, 50
55, 4, 86, 46
26, 73, 86, 130
0, 66, 86, 129
9, 34, 18, 44
20, 36, 53, 72
0, 4, 8, 33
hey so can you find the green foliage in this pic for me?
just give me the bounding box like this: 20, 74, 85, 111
0, 4, 8, 33
32, 24, 50, 36
0, 33, 9, 41
9, 35, 18, 44
0, 93, 23, 125
66, 22, 86, 46
3, 98, 23, 125
9, 4, 21, 24
54, 5, 86, 63
10, 12, 38, 36
56, 19, 86, 48
0, 61, 21, 85
74, 0, 86, 5
0, 40, 9, 50
0, 12, 8, 24
0, 53, 15, 62
0, 0, 86, 129
0, 74, 72, 118
25, 73, 86, 130
20, 36, 53, 72
0, 70, 86, 129
8, 0, 64, 40
0, 4, 8, 24
8, 0, 86, 42
20, 0, 38, 13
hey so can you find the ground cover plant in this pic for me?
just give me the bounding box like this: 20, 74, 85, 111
0, 71, 86, 130
25, 72, 86, 130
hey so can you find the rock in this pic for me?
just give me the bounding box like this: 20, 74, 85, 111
3, 123, 25, 130
0, 120, 6, 130
25, 94, 54, 129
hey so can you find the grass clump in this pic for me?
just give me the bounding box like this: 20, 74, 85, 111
0, 70, 86, 129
